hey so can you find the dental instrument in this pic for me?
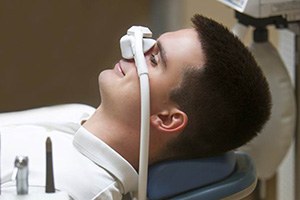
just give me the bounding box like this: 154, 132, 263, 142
12, 156, 29, 195
120, 26, 156, 200
0, 135, 70, 199
46, 137, 55, 193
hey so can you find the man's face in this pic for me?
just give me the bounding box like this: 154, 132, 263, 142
98, 28, 204, 127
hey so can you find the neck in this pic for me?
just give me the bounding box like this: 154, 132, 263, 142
83, 105, 141, 170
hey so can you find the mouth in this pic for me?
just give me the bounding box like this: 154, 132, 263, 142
115, 62, 125, 76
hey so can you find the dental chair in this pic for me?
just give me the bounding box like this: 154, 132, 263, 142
147, 151, 257, 200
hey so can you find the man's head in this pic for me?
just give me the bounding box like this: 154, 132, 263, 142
156, 14, 272, 161
97, 26, 204, 168
98, 14, 271, 164
98, 27, 203, 135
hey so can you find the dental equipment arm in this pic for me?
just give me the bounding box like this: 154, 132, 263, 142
120, 26, 156, 200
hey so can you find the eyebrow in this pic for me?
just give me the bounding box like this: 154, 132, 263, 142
157, 41, 167, 68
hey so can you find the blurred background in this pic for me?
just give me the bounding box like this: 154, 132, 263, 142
0, 0, 150, 111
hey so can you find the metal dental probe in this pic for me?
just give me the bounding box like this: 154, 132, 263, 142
45, 137, 55, 193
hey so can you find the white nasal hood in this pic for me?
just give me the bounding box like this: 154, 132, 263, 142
120, 26, 156, 60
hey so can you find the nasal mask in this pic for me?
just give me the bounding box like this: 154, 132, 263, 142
120, 26, 156, 75
119, 26, 155, 200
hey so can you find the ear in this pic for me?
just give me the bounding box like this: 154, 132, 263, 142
150, 109, 188, 134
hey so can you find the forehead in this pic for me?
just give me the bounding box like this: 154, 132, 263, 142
157, 28, 197, 44
159, 28, 195, 38
157, 28, 205, 68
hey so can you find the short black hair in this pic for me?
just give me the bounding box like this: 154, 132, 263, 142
166, 14, 271, 159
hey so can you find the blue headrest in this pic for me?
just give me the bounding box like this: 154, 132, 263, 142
147, 151, 236, 200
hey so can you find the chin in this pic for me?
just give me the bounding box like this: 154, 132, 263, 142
98, 69, 109, 83
98, 71, 112, 97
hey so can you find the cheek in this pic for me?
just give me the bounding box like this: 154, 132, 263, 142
149, 78, 171, 113
148, 69, 183, 113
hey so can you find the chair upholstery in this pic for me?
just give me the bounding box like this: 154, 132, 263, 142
147, 151, 256, 200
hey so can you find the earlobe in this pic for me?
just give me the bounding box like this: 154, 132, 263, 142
150, 110, 188, 134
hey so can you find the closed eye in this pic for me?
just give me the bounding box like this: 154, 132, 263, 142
150, 54, 158, 66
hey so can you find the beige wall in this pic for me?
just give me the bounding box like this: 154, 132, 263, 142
184, 0, 235, 28
0, 0, 150, 112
